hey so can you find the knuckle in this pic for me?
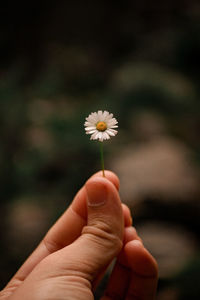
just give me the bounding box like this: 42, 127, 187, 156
82, 223, 123, 255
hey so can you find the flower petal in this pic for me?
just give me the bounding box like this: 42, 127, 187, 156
102, 132, 110, 140
85, 126, 96, 131
90, 132, 98, 140
106, 129, 118, 136
102, 111, 110, 121
87, 129, 97, 134
97, 110, 103, 121
84, 121, 94, 126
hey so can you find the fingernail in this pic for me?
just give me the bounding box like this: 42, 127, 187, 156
86, 179, 108, 207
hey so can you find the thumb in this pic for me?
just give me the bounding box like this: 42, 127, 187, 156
58, 176, 124, 284
84, 176, 124, 272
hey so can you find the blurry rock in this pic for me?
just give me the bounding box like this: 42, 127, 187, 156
111, 137, 199, 203
137, 221, 197, 278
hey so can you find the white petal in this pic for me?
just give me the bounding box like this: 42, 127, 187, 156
104, 113, 113, 122
85, 126, 96, 131
101, 111, 109, 121
84, 121, 94, 126
107, 118, 118, 126
87, 129, 97, 134
85, 117, 94, 124
107, 123, 118, 129
106, 130, 115, 136
110, 128, 118, 134
102, 132, 110, 140
87, 116, 96, 124
97, 132, 103, 140
95, 132, 100, 139
99, 132, 106, 141
87, 112, 98, 123
92, 112, 98, 118
97, 110, 103, 121
90, 132, 99, 140
106, 129, 118, 136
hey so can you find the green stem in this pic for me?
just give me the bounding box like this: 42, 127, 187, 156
99, 142, 105, 177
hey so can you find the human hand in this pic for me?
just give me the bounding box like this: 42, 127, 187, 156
0, 171, 158, 300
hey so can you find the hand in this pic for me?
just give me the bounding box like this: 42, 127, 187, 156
0, 171, 158, 300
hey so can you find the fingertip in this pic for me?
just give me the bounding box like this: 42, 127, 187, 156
85, 175, 115, 193
129, 239, 143, 247
123, 226, 142, 244
91, 170, 120, 191
85, 176, 108, 207
125, 240, 158, 277
71, 171, 120, 221
85, 176, 122, 209
85, 176, 124, 242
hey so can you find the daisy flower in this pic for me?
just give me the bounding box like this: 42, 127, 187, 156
84, 110, 118, 176
84, 110, 118, 142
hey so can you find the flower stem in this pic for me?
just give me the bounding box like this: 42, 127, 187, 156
99, 142, 105, 177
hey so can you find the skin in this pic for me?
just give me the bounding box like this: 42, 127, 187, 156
0, 170, 158, 300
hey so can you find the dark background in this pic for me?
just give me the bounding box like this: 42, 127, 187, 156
0, 1, 200, 299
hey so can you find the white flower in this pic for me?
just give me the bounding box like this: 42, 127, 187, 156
84, 110, 118, 142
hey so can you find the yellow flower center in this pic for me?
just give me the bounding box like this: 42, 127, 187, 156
96, 121, 107, 131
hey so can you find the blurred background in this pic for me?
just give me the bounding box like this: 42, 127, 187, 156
0, 1, 200, 299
